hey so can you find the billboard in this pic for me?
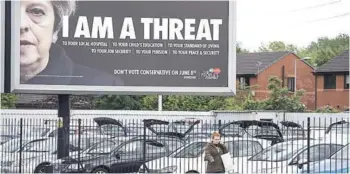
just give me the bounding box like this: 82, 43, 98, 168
9, 0, 236, 95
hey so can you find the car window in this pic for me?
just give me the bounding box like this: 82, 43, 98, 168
221, 124, 245, 137
292, 144, 344, 164
331, 144, 350, 160
225, 140, 263, 157
22, 127, 51, 137
161, 139, 185, 153
0, 139, 29, 153
246, 125, 280, 137
117, 140, 143, 154
87, 140, 117, 154
171, 142, 207, 158
146, 141, 166, 153
249, 143, 304, 162
328, 122, 350, 134
100, 124, 125, 136
22, 139, 53, 152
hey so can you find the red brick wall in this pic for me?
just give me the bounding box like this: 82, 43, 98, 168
316, 74, 349, 110
252, 54, 316, 110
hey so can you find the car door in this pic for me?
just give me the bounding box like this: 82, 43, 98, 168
110, 140, 144, 173
289, 144, 344, 173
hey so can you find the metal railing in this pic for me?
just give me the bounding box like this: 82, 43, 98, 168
0, 116, 349, 173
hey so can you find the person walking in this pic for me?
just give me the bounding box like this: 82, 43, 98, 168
204, 131, 229, 173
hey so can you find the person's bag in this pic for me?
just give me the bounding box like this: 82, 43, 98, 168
221, 153, 234, 172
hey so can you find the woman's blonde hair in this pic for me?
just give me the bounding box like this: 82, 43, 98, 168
211, 131, 221, 139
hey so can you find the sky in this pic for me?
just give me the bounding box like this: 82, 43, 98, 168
236, 0, 350, 51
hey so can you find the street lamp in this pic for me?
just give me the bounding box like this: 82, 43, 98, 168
295, 57, 311, 93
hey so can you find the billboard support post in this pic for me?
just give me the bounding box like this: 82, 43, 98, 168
158, 95, 163, 111
57, 94, 71, 159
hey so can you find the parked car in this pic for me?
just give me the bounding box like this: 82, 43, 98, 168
301, 143, 350, 173
139, 137, 269, 173
219, 120, 285, 146
50, 119, 199, 173
279, 121, 315, 141
0, 135, 98, 173
244, 140, 344, 173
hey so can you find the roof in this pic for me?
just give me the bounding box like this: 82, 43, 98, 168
237, 51, 291, 75
316, 50, 349, 73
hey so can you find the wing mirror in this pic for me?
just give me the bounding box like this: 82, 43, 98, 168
297, 159, 308, 169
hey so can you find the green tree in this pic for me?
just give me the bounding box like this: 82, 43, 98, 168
258, 41, 299, 53
243, 76, 306, 112
315, 105, 340, 113
93, 95, 143, 110
1, 93, 18, 109
298, 33, 349, 67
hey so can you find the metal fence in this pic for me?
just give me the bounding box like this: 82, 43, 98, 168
1, 116, 349, 173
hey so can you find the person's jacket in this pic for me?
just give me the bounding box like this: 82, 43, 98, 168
204, 142, 229, 173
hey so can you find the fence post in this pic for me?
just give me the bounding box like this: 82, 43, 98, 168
142, 121, 149, 172
19, 118, 23, 173
78, 119, 81, 171
307, 117, 310, 173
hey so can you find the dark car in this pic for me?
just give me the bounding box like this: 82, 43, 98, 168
52, 135, 186, 173
279, 121, 317, 141
218, 120, 285, 145
51, 119, 199, 173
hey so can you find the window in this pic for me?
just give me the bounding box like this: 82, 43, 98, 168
331, 145, 349, 160
239, 76, 250, 89
291, 144, 343, 164
117, 140, 143, 154
86, 140, 117, 154
171, 142, 207, 158
345, 74, 349, 89
145, 141, 166, 154
324, 74, 336, 89
287, 77, 295, 92
225, 140, 263, 157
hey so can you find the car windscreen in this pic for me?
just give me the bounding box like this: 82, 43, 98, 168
328, 122, 350, 135
249, 143, 304, 162
21, 139, 54, 153
170, 142, 207, 158
245, 125, 281, 138
331, 145, 350, 160
220, 124, 246, 137
0, 139, 30, 153
23, 127, 51, 137
225, 140, 263, 157
85, 139, 122, 154
100, 124, 125, 136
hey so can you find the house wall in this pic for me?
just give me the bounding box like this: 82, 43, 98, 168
316, 74, 349, 110
237, 54, 316, 110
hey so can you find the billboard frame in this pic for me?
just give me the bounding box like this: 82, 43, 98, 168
9, 0, 237, 96
0, 1, 4, 93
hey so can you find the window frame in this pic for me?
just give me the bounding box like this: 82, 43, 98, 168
239, 76, 250, 89
344, 74, 349, 89
324, 74, 336, 89
287, 77, 295, 92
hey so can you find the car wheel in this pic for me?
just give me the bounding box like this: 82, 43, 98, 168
34, 164, 48, 173
92, 167, 109, 174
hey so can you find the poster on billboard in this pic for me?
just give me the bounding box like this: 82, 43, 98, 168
10, 0, 236, 95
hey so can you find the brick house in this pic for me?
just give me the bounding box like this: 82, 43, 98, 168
314, 50, 349, 111
236, 51, 316, 110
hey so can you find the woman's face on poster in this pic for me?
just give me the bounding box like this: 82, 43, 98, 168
20, 0, 55, 78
